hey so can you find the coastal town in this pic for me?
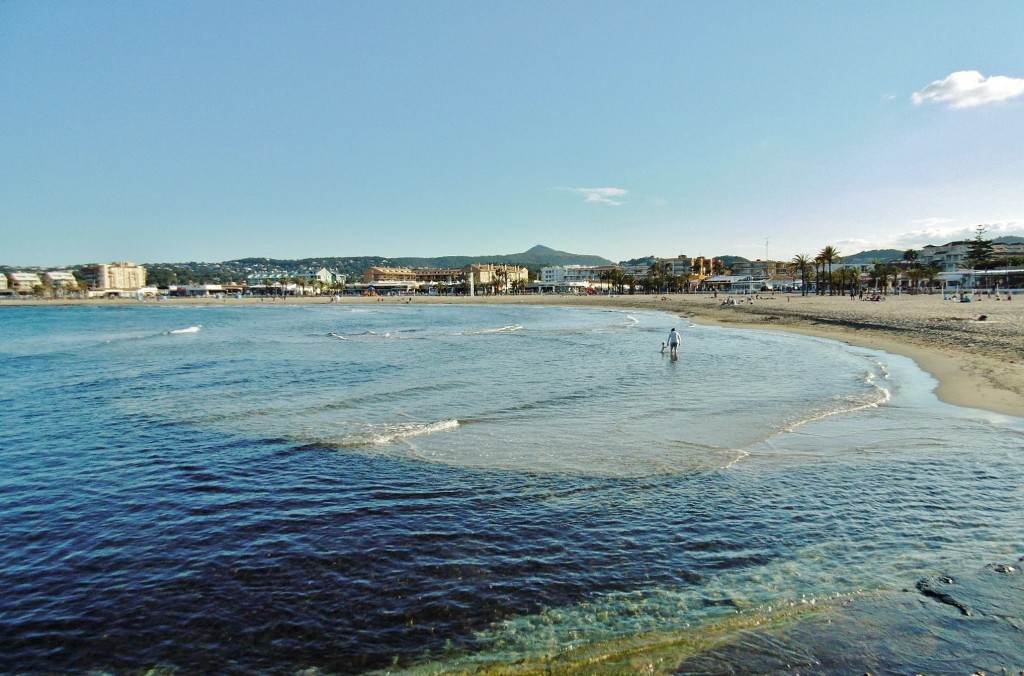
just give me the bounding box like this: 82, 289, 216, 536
2, 234, 1023, 300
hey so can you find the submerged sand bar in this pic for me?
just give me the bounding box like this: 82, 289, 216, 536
5, 292, 1022, 417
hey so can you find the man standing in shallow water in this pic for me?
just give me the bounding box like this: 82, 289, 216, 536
666, 327, 681, 357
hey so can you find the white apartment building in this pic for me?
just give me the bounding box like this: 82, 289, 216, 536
539, 265, 604, 284
919, 240, 1024, 272
44, 271, 79, 290
6, 272, 43, 293
919, 242, 971, 272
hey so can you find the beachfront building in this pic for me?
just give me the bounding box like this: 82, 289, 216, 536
703, 274, 772, 294
540, 265, 603, 284
363, 267, 419, 284
43, 271, 79, 292
919, 240, 1024, 274
729, 260, 788, 278
467, 264, 529, 292
79, 262, 147, 292
618, 263, 652, 279
362, 264, 529, 294
919, 242, 971, 272
247, 268, 346, 294
6, 272, 43, 294
293, 267, 344, 286
655, 255, 719, 278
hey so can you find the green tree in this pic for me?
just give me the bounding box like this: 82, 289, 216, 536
966, 225, 995, 268
923, 265, 942, 292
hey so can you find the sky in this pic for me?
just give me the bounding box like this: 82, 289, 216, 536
2, 1, 1024, 267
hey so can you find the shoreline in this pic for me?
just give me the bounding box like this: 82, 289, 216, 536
5, 292, 1022, 417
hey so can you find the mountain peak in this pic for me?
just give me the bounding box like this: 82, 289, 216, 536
524, 244, 558, 255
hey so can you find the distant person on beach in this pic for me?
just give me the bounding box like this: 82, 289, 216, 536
666, 328, 681, 357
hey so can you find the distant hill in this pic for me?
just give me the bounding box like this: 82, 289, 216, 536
395, 245, 614, 269
131, 245, 614, 286
716, 255, 749, 269
841, 249, 904, 263
995, 236, 1024, 244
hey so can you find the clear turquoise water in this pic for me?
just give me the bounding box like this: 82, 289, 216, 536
1, 303, 1021, 673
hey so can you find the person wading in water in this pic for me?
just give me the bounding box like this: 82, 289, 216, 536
665, 327, 681, 357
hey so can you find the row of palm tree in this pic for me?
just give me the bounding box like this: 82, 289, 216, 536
789, 247, 945, 295
261, 277, 347, 296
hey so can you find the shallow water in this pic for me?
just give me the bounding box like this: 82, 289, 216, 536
1, 303, 1021, 673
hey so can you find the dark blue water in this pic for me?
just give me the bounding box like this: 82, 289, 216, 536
1, 304, 1021, 673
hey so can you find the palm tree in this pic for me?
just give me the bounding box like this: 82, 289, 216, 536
790, 254, 812, 296
624, 274, 637, 295
647, 262, 665, 294
817, 245, 841, 295
907, 268, 925, 292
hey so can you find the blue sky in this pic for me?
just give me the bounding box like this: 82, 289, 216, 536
2, 1, 1023, 267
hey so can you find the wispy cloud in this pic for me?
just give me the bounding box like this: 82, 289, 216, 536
911, 70, 1024, 109
564, 187, 629, 206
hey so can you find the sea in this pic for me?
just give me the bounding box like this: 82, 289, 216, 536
1, 302, 1022, 674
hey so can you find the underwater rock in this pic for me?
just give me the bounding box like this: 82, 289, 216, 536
670, 560, 1024, 674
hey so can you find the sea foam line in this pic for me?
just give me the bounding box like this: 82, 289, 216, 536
318, 419, 461, 448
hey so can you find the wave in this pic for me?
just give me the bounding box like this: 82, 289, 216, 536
169, 325, 202, 334
765, 361, 893, 441
452, 324, 524, 336
311, 419, 460, 449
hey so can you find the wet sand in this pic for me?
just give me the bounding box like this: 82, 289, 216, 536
5, 291, 1022, 417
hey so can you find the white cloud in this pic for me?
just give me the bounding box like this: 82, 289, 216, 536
838, 219, 1024, 253
911, 70, 1024, 109
899, 219, 1024, 246
565, 187, 629, 206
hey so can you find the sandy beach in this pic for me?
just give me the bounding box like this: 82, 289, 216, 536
6, 291, 1022, 417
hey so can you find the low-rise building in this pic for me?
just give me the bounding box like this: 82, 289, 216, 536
655, 255, 718, 278
363, 264, 529, 292
363, 267, 419, 284
729, 260, 787, 278
44, 271, 79, 291
466, 264, 529, 290
540, 265, 604, 284
6, 272, 43, 293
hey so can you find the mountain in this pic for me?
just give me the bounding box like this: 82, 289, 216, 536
394, 245, 615, 269
841, 249, 905, 263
